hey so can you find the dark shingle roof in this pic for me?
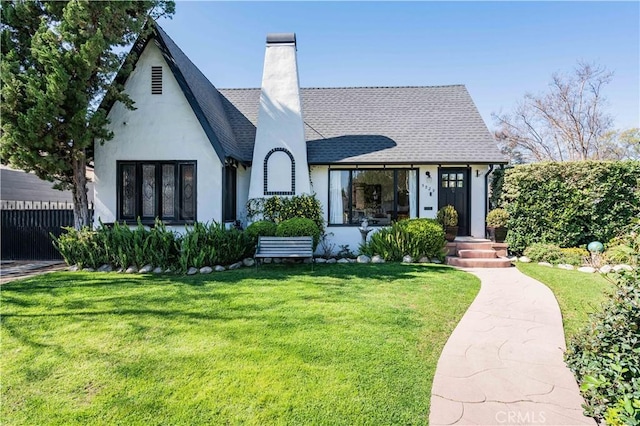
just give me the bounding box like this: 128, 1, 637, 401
218, 86, 507, 164
104, 24, 506, 165
0, 167, 94, 203
153, 25, 243, 162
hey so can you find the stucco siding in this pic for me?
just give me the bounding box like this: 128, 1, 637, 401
94, 42, 222, 227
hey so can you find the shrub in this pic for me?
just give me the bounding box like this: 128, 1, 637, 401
275, 217, 321, 250
565, 271, 640, 423
360, 219, 445, 261
501, 161, 640, 254
436, 205, 458, 227
523, 243, 565, 264
245, 220, 277, 243
489, 166, 508, 210
52, 219, 182, 270
560, 247, 589, 266
143, 221, 181, 269
179, 222, 252, 270
605, 244, 635, 265
52, 227, 107, 269
606, 224, 640, 265
566, 220, 639, 423
247, 194, 324, 233
486, 208, 509, 228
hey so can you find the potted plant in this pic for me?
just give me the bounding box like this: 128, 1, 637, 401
486, 208, 509, 243
437, 205, 458, 242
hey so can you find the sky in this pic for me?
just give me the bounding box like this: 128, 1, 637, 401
157, 1, 640, 131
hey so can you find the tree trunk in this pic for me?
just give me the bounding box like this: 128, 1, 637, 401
71, 154, 90, 230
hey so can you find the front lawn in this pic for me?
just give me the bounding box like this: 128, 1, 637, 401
516, 263, 613, 341
1, 263, 478, 425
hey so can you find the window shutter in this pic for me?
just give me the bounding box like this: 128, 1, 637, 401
151, 66, 162, 94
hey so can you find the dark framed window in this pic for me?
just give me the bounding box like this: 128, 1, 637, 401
328, 168, 418, 226
117, 161, 196, 223
223, 166, 237, 222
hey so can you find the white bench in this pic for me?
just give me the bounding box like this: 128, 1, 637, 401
254, 236, 314, 267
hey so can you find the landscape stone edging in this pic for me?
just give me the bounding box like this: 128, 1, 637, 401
69, 254, 448, 275
514, 257, 634, 273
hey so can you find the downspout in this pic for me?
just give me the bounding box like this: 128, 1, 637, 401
484, 164, 495, 221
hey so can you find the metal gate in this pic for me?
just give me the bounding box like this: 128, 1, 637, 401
1, 201, 93, 260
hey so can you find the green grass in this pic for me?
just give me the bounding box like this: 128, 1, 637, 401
1, 263, 479, 425
517, 263, 613, 341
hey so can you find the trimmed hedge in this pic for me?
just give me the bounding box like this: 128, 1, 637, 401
245, 220, 277, 245
247, 194, 324, 234
500, 161, 640, 254
275, 217, 321, 250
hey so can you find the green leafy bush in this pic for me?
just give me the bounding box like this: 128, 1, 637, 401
52, 227, 107, 269
436, 205, 458, 227
179, 222, 252, 270
247, 194, 324, 233
566, 221, 639, 423
52, 219, 181, 269
606, 225, 640, 265
500, 161, 640, 254
486, 208, 509, 228
360, 219, 445, 261
560, 247, 589, 266
523, 243, 565, 264
489, 166, 508, 210
245, 220, 277, 244
275, 217, 321, 250
565, 271, 640, 423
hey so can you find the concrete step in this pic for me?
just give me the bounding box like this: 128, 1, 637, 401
455, 242, 495, 251
446, 256, 513, 268
458, 249, 498, 259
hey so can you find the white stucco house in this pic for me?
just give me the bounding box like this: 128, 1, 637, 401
93, 23, 507, 250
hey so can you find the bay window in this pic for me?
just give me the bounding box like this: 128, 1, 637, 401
117, 161, 196, 223
328, 168, 417, 225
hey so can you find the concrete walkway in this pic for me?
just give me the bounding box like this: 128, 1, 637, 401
0, 260, 66, 284
430, 267, 595, 426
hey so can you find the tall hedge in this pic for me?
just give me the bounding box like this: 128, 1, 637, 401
500, 161, 640, 254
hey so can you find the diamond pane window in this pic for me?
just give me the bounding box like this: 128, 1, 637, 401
162, 165, 175, 217
142, 164, 156, 217
181, 164, 195, 220
118, 161, 196, 223
121, 164, 136, 218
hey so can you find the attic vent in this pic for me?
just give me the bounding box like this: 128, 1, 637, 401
151, 66, 162, 94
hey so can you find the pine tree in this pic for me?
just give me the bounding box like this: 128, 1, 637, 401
1, 0, 174, 228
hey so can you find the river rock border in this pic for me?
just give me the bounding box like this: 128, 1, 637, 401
515, 256, 634, 274
69, 255, 446, 275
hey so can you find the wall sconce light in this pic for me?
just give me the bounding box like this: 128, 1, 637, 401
425, 171, 431, 179
476, 169, 480, 177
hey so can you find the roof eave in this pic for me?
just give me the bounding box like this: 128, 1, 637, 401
153, 26, 227, 164
308, 160, 509, 166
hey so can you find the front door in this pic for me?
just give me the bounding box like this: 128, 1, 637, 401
438, 168, 470, 236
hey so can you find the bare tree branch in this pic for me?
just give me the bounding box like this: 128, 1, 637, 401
493, 61, 621, 163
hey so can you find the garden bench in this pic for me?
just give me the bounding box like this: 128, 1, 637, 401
254, 236, 314, 268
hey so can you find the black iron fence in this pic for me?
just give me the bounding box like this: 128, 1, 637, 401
1, 202, 93, 260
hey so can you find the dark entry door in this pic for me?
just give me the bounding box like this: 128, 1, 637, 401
438, 168, 470, 236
